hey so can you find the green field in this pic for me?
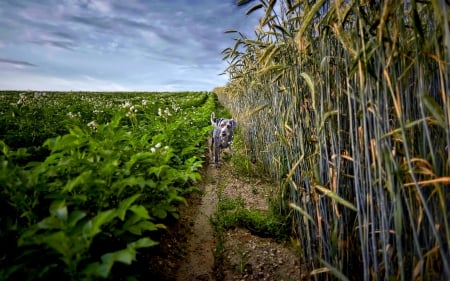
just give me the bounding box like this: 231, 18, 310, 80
0, 91, 215, 280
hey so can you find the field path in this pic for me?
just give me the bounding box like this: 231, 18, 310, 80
176, 165, 218, 280
173, 158, 303, 281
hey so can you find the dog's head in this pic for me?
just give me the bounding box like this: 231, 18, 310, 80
217, 118, 237, 138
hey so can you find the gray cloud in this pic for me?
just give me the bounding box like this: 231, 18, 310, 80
0, 0, 259, 91
0, 58, 37, 67
28, 39, 75, 51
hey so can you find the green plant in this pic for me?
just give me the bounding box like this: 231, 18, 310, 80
214, 197, 289, 241
0, 91, 216, 280
220, 0, 450, 280
237, 249, 248, 274
17, 196, 159, 280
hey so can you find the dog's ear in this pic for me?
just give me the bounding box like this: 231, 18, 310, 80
230, 119, 237, 129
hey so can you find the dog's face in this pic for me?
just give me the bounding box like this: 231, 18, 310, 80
217, 119, 236, 140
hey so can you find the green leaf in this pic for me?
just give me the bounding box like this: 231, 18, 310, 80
125, 152, 154, 170
314, 185, 357, 212
127, 221, 158, 235
422, 94, 446, 130
152, 207, 167, 219
181, 145, 197, 156
99, 159, 120, 176
300, 72, 316, 109
273, 24, 291, 37
297, 0, 326, 38
94, 238, 158, 278
129, 237, 159, 249
41, 231, 71, 257
11, 147, 30, 159
112, 176, 147, 191
117, 194, 142, 220
49, 200, 68, 221
68, 210, 87, 227
87, 209, 117, 237
0, 140, 9, 157
103, 249, 134, 265
289, 203, 316, 225
319, 110, 339, 133
96, 249, 135, 278
37, 216, 65, 230
129, 205, 150, 219
69, 126, 88, 139
63, 170, 92, 192
148, 165, 171, 178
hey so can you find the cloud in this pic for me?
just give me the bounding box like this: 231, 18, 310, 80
0, 72, 129, 92
0, 57, 37, 68
0, 0, 260, 91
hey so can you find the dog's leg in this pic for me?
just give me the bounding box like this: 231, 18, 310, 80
210, 112, 219, 166
210, 132, 217, 165
214, 146, 220, 168
214, 136, 220, 168
208, 136, 213, 164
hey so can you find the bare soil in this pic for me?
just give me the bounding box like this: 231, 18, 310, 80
143, 157, 305, 281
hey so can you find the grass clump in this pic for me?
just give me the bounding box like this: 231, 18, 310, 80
213, 197, 289, 241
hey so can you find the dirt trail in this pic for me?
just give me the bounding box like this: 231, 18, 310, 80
175, 166, 218, 280
173, 160, 304, 281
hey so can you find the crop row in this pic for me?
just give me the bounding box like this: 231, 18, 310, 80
0, 91, 215, 280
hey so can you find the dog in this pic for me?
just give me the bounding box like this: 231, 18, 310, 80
209, 112, 237, 168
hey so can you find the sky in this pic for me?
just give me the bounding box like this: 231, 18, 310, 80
0, 0, 259, 92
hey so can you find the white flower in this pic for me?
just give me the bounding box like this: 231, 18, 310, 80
17, 93, 27, 105
87, 120, 98, 130
122, 101, 132, 109
150, 147, 156, 153
67, 111, 81, 119
155, 143, 161, 148
172, 103, 180, 112
67, 112, 79, 118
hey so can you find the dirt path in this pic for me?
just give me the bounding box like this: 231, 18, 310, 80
175, 166, 218, 280
143, 154, 303, 280
172, 159, 304, 281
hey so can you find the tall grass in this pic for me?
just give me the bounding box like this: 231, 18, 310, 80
217, 0, 450, 280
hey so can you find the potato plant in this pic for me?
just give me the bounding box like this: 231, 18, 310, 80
0, 91, 215, 280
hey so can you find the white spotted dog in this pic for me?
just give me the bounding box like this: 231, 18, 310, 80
209, 112, 237, 168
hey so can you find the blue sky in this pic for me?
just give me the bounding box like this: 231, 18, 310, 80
0, 0, 259, 92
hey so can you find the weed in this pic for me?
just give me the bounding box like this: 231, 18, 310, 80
214, 197, 289, 241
